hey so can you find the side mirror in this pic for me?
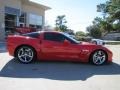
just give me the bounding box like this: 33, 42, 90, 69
63, 39, 70, 45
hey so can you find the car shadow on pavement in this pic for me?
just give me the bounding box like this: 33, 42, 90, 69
0, 58, 120, 81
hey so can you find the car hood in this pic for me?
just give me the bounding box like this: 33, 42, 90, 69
80, 41, 95, 45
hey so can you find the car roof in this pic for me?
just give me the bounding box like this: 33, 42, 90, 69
23, 31, 62, 35
41, 31, 62, 34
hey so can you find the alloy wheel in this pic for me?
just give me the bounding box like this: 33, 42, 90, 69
17, 46, 34, 63
92, 50, 107, 65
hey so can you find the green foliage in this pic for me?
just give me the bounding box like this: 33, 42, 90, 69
55, 15, 68, 32
67, 29, 75, 35
97, 0, 120, 23
76, 31, 86, 36
87, 0, 120, 38
87, 25, 102, 38
108, 0, 120, 20
75, 31, 86, 41
113, 22, 120, 32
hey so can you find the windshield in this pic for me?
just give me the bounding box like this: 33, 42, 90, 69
63, 33, 80, 44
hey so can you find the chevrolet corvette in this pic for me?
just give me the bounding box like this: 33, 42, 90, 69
7, 31, 113, 65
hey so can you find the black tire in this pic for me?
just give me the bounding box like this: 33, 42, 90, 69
16, 46, 36, 64
90, 50, 107, 65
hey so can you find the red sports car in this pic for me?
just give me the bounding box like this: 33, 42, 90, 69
7, 31, 113, 65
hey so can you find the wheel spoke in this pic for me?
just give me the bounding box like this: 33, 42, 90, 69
98, 51, 102, 55
18, 54, 25, 58
20, 48, 24, 54
24, 56, 27, 62
100, 55, 105, 63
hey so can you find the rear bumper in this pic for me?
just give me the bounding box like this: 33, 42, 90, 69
7, 43, 16, 56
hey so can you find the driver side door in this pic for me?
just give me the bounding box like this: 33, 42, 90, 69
41, 32, 80, 61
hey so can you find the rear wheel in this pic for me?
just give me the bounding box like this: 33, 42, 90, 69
90, 50, 107, 65
16, 46, 36, 64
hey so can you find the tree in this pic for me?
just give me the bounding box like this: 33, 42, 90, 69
93, 17, 113, 33
108, 0, 120, 21
97, 0, 120, 32
55, 15, 68, 32
87, 25, 102, 38
97, 3, 108, 18
87, 0, 120, 38
66, 29, 75, 35
76, 31, 86, 36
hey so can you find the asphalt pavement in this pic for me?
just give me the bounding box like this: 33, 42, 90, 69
0, 42, 6, 53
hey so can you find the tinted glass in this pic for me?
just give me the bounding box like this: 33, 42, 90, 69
63, 33, 79, 44
23, 32, 40, 38
44, 33, 65, 42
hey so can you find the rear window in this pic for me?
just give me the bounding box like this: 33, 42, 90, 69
22, 32, 40, 38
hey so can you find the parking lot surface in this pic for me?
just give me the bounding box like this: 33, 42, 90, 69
0, 45, 120, 90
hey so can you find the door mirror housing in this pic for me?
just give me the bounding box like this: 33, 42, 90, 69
63, 39, 70, 45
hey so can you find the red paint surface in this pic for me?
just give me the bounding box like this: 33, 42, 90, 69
7, 31, 113, 63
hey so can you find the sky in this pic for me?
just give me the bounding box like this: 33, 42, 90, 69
31, 0, 107, 32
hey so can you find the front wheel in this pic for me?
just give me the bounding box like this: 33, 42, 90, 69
16, 46, 36, 64
90, 50, 107, 65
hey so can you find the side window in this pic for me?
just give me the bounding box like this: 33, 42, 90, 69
22, 32, 40, 38
44, 33, 65, 42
